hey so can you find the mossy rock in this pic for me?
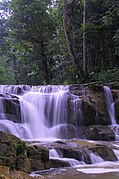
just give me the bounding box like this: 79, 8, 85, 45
0, 132, 30, 173
88, 145, 118, 161
27, 145, 50, 171
0, 165, 10, 179
85, 125, 115, 141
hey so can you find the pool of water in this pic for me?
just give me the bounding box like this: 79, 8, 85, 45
31, 162, 119, 179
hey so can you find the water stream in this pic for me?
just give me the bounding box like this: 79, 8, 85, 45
0, 85, 119, 178
104, 86, 119, 140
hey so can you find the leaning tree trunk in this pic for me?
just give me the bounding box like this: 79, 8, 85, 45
63, 0, 82, 82
83, 0, 86, 72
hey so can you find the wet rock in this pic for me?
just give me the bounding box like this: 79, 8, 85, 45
115, 100, 119, 123
81, 99, 97, 126
50, 158, 70, 168
88, 144, 118, 161
39, 141, 92, 164
69, 83, 110, 126
2, 98, 21, 123
85, 125, 115, 141
0, 131, 30, 173
0, 131, 50, 174
67, 139, 118, 162
69, 84, 87, 96
27, 145, 50, 171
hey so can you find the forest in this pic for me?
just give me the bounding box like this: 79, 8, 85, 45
0, 0, 119, 85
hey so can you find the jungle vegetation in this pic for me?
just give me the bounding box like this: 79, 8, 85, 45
0, 0, 119, 85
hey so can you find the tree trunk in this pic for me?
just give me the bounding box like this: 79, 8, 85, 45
63, 0, 81, 81
12, 50, 19, 84
40, 40, 50, 84
83, 0, 86, 71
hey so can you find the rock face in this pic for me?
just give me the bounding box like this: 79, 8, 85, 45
115, 100, 119, 123
69, 83, 110, 126
85, 125, 115, 141
0, 131, 118, 175
27, 145, 50, 171
36, 139, 117, 168
68, 140, 118, 162
88, 145, 117, 161
0, 131, 50, 174
0, 131, 30, 173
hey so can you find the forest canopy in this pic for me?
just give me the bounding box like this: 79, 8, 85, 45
0, 0, 119, 85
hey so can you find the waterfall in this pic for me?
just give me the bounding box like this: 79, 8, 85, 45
103, 86, 116, 124
89, 152, 104, 163
0, 85, 82, 140
104, 86, 119, 140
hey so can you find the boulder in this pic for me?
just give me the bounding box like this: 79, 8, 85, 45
88, 144, 117, 161
0, 131, 50, 174
50, 158, 70, 168
38, 141, 92, 164
27, 145, 50, 171
67, 139, 117, 162
0, 131, 30, 173
85, 125, 115, 141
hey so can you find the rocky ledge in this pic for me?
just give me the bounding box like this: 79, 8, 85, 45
0, 131, 49, 178
0, 131, 118, 178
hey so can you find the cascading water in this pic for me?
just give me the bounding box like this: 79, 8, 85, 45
103, 86, 116, 124
0, 85, 82, 140
1, 85, 119, 178
104, 86, 119, 140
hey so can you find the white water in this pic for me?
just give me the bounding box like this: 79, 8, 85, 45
103, 86, 116, 124
104, 86, 119, 140
0, 85, 82, 140
0, 85, 119, 177
89, 152, 104, 163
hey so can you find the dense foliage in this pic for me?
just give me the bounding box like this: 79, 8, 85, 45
0, 0, 119, 85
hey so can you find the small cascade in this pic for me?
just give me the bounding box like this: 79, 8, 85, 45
0, 97, 5, 119
49, 149, 63, 158
0, 85, 31, 95
89, 152, 104, 163
104, 86, 119, 140
103, 86, 116, 124
49, 149, 81, 167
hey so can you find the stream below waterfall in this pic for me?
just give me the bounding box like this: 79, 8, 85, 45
0, 84, 119, 178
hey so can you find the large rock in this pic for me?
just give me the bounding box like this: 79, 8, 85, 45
68, 139, 118, 162
81, 99, 97, 126
69, 83, 110, 126
0, 97, 21, 123
50, 158, 70, 168
38, 141, 92, 165
0, 131, 50, 174
85, 125, 115, 141
27, 145, 50, 171
0, 131, 30, 173
88, 145, 117, 161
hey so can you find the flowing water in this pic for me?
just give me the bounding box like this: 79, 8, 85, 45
104, 86, 119, 140
0, 85, 119, 178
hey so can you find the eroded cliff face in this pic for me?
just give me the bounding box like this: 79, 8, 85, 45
69, 82, 119, 126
